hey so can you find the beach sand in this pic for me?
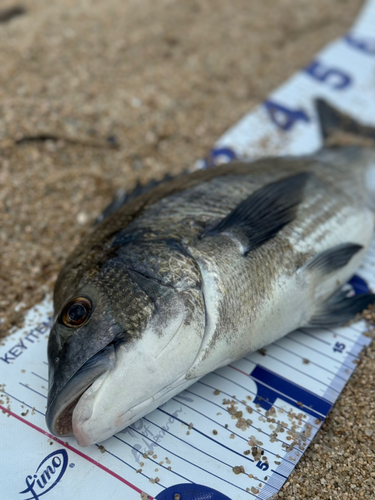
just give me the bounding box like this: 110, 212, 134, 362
1, 1, 374, 498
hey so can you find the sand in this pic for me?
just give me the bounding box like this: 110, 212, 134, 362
1, 0, 374, 498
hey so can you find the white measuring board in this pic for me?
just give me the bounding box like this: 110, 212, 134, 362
2, 1, 375, 499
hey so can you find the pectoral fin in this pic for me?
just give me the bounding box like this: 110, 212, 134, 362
310, 289, 375, 327
204, 172, 310, 255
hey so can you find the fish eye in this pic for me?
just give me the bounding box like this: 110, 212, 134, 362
61, 297, 92, 328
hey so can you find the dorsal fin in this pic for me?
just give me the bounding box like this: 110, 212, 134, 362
54, 160, 312, 312
315, 99, 375, 145
95, 173, 177, 225
204, 172, 310, 255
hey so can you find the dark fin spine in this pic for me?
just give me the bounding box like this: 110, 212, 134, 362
304, 243, 363, 275
94, 173, 179, 225
95, 189, 128, 225
310, 290, 375, 327
204, 172, 310, 255
315, 98, 375, 144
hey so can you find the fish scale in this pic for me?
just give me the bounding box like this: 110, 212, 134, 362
123, 153, 368, 250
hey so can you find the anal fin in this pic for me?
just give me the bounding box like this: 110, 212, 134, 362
310, 288, 375, 327
304, 243, 363, 275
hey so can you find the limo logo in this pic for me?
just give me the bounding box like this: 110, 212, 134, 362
20, 449, 68, 500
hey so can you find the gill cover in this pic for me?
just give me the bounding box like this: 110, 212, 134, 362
46, 259, 156, 436
46, 242, 206, 443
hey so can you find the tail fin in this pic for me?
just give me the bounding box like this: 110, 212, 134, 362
315, 98, 375, 145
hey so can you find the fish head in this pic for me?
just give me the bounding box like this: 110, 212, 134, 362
46, 250, 205, 446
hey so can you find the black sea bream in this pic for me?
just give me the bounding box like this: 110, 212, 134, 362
46, 100, 375, 446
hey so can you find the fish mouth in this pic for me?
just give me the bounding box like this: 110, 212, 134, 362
46, 345, 116, 437
72, 372, 200, 447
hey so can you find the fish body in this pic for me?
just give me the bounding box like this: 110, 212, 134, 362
46, 101, 375, 446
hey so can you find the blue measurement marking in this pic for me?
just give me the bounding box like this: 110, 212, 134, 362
348, 275, 371, 294
18, 377, 241, 491
250, 366, 332, 418
177, 391, 287, 452
102, 442, 166, 490
272, 343, 347, 382
330, 325, 368, 345
187, 386, 312, 440
159, 407, 268, 465
20, 382, 47, 400
299, 329, 331, 346
184, 388, 245, 416
159, 405, 296, 471
298, 329, 358, 358
144, 414, 289, 482
200, 374, 319, 431
120, 427, 259, 496
301, 324, 350, 345
304, 59, 352, 89
156, 483, 232, 500
196, 380, 317, 433
245, 354, 339, 393
174, 394, 296, 459
114, 435, 191, 487
31, 371, 48, 383
131, 418, 244, 472
344, 323, 371, 340
358, 261, 375, 274
324, 325, 368, 347
216, 369, 324, 423
271, 468, 289, 479
285, 335, 355, 371
2, 389, 45, 417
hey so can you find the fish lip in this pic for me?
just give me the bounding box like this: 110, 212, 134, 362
46, 344, 116, 437
72, 373, 199, 447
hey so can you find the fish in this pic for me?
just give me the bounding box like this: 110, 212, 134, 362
46, 99, 375, 447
